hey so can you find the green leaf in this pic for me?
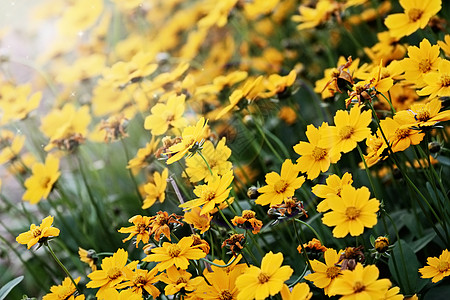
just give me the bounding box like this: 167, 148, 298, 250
411, 231, 437, 253
423, 283, 450, 300
388, 240, 427, 295
0, 276, 24, 300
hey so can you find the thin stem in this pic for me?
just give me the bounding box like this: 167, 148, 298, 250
288, 265, 309, 288
45, 242, 82, 295
294, 219, 324, 245
197, 150, 213, 176
292, 220, 312, 271
120, 138, 144, 208
200, 255, 237, 267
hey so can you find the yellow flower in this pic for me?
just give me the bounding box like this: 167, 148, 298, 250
22, 154, 61, 204
305, 248, 342, 296
148, 211, 183, 242
385, 0, 442, 38
292, 0, 336, 30
58, 0, 103, 36
127, 136, 160, 173
236, 251, 293, 300
294, 123, 341, 180
203, 258, 248, 299
86, 249, 138, 300
401, 38, 441, 87
380, 115, 425, 153
383, 286, 404, 300
362, 131, 388, 168
280, 282, 312, 300
395, 98, 450, 128
116, 268, 161, 299
322, 185, 379, 238
142, 168, 168, 209
144, 94, 188, 136
255, 159, 305, 206
166, 117, 208, 164
183, 207, 212, 234
0, 134, 25, 165
330, 264, 391, 298
312, 172, 353, 212
179, 170, 234, 215
159, 266, 207, 296
78, 247, 97, 271
185, 137, 232, 183
16, 216, 60, 249
437, 34, 450, 57
0, 83, 41, 125
418, 59, 450, 99
231, 210, 263, 234
143, 236, 206, 271
419, 249, 450, 283
43, 277, 84, 300
118, 215, 152, 248
327, 104, 372, 154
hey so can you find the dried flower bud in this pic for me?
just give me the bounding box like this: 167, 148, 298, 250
247, 186, 260, 199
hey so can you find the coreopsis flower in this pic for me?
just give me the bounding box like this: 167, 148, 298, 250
364, 31, 406, 65
280, 282, 312, 300
338, 246, 365, 270
418, 59, 450, 99
144, 94, 188, 136
438, 34, 450, 57
294, 123, 341, 180
86, 249, 139, 300
191, 234, 210, 254
42, 277, 84, 300
142, 168, 168, 209
401, 38, 441, 88
16, 216, 60, 249
278, 106, 297, 125
322, 185, 379, 238
127, 136, 160, 173
330, 264, 391, 298
143, 236, 206, 271
159, 266, 207, 296
384, 0, 442, 39
222, 234, 246, 256
99, 115, 128, 142
148, 211, 183, 242
419, 249, 450, 283
380, 115, 425, 153
0, 134, 25, 165
292, 0, 337, 30
255, 159, 305, 206
118, 215, 152, 247
196, 71, 248, 95
268, 197, 308, 222
179, 170, 234, 215
235, 251, 293, 300
395, 98, 450, 128
22, 154, 60, 204
326, 104, 372, 154
183, 207, 212, 234
381, 83, 418, 111
40, 104, 91, 151
383, 286, 404, 300
259, 70, 297, 98
374, 236, 390, 253
215, 76, 265, 120
166, 117, 208, 164
363, 131, 388, 167
312, 172, 353, 212
231, 210, 263, 234
316, 56, 358, 99
116, 268, 161, 299
305, 249, 342, 296
0, 83, 41, 125
78, 248, 98, 271
185, 138, 232, 183
297, 238, 327, 257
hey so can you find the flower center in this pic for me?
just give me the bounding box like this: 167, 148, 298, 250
395, 128, 410, 140
418, 59, 432, 73
345, 207, 361, 220
440, 74, 450, 87
219, 290, 234, 300
133, 275, 147, 286
353, 281, 365, 293
137, 223, 147, 233
415, 109, 431, 122
326, 266, 341, 279
204, 191, 216, 201
257, 272, 270, 284
32, 228, 42, 238
107, 267, 122, 280
176, 276, 188, 284
40, 176, 51, 189
274, 180, 289, 194
408, 8, 423, 22
168, 244, 182, 257
339, 125, 355, 140
438, 261, 449, 273
312, 147, 328, 161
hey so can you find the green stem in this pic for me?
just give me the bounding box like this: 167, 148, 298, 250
120, 138, 144, 208
292, 220, 312, 271
45, 242, 82, 295
294, 219, 324, 245
197, 150, 213, 176
200, 255, 238, 267
288, 265, 309, 288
